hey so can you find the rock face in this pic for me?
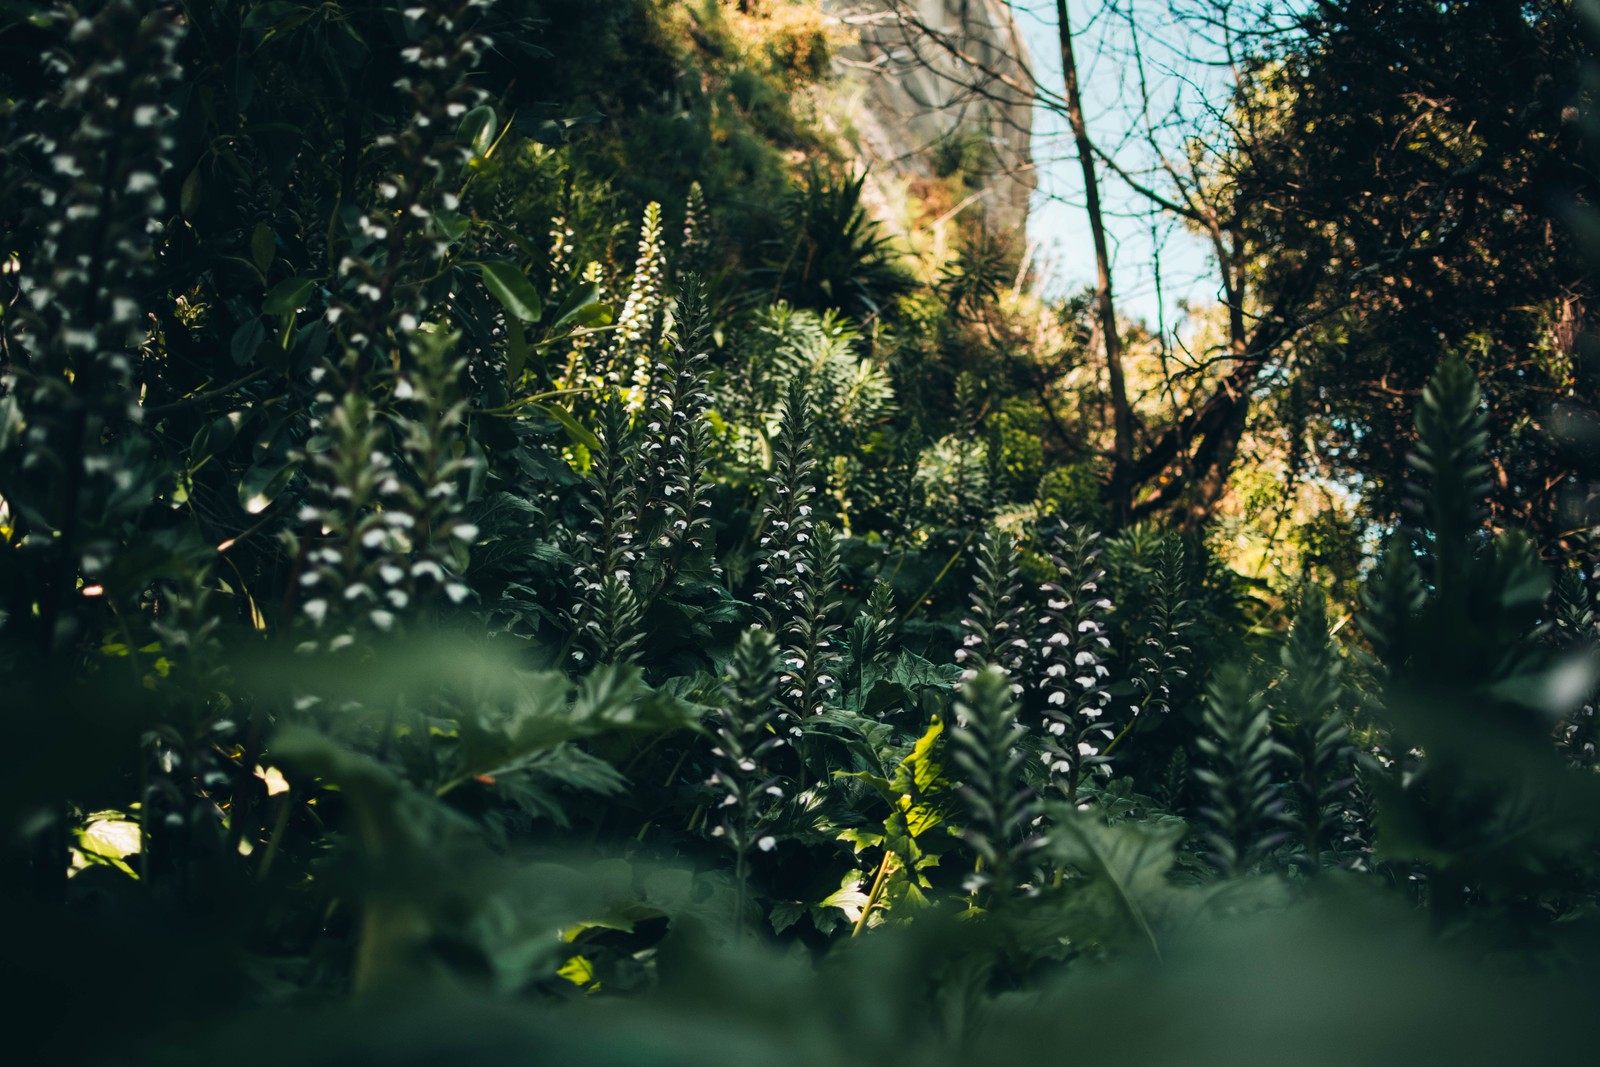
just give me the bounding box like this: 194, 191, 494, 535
825, 0, 1035, 237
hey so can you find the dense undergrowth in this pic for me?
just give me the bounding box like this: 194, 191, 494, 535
2, 2, 1599, 1063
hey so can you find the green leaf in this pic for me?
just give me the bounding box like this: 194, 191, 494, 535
239, 461, 295, 515
457, 104, 497, 158
229, 318, 267, 366
263, 277, 316, 316
80, 816, 140, 861
549, 283, 612, 332
250, 223, 275, 273
476, 260, 543, 323
530, 402, 600, 452
432, 209, 471, 245
180, 166, 202, 217
505, 322, 530, 383
1044, 806, 1187, 961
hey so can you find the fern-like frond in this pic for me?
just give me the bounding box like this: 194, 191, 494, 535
957, 525, 1026, 683
1404, 357, 1491, 586
1194, 665, 1286, 877
569, 394, 642, 665
1034, 524, 1116, 799
1274, 585, 1353, 872
710, 627, 788, 936
950, 666, 1037, 903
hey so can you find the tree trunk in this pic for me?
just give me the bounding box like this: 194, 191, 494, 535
1055, 0, 1134, 527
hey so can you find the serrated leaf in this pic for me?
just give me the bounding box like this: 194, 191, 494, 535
1044, 806, 1187, 961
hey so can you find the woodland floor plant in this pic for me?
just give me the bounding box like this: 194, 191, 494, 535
1, 3, 1599, 1065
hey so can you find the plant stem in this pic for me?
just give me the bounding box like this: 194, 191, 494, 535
852, 848, 895, 937
899, 529, 977, 626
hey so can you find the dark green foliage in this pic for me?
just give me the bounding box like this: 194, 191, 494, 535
1033, 524, 1115, 799
1551, 566, 1600, 770
710, 627, 786, 936
1358, 358, 1600, 913
950, 666, 1036, 902
957, 526, 1026, 680
1194, 665, 1286, 877
1273, 586, 1354, 872
570, 395, 643, 665
1108, 528, 1196, 720
2, 4, 1600, 1063
754, 382, 818, 631
764, 169, 915, 319
840, 579, 897, 707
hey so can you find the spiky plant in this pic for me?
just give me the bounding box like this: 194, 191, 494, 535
841, 579, 897, 706
638, 281, 716, 600
709, 627, 787, 937
679, 180, 713, 279
1034, 524, 1115, 800
295, 332, 476, 651
1130, 535, 1192, 718
1274, 585, 1354, 873
557, 258, 607, 393
1404, 358, 1490, 606
0, 0, 182, 659
548, 213, 576, 286
781, 522, 843, 723
611, 201, 668, 403
327, 0, 495, 382
1194, 665, 1286, 877
296, 0, 493, 648
754, 381, 818, 634
1359, 535, 1426, 690
568, 395, 643, 665
1157, 748, 1189, 814
1551, 566, 1600, 770
950, 666, 1037, 905
883, 418, 928, 550
957, 526, 1027, 685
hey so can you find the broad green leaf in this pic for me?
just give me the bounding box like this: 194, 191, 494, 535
505, 322, 530, 383
80, 816, 140, 861
476, 260, 543, 323
180, 166, 201, 217
432, 209, 471, 245
531, 402, 601, 452
250, 222, 275, 272
1044, 806, 1188, 961
549, 282, 612, 331
229, 318, 267, 365
239, 461, 295, 514
263, 276, 316, 316
458, 104, 497, 158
